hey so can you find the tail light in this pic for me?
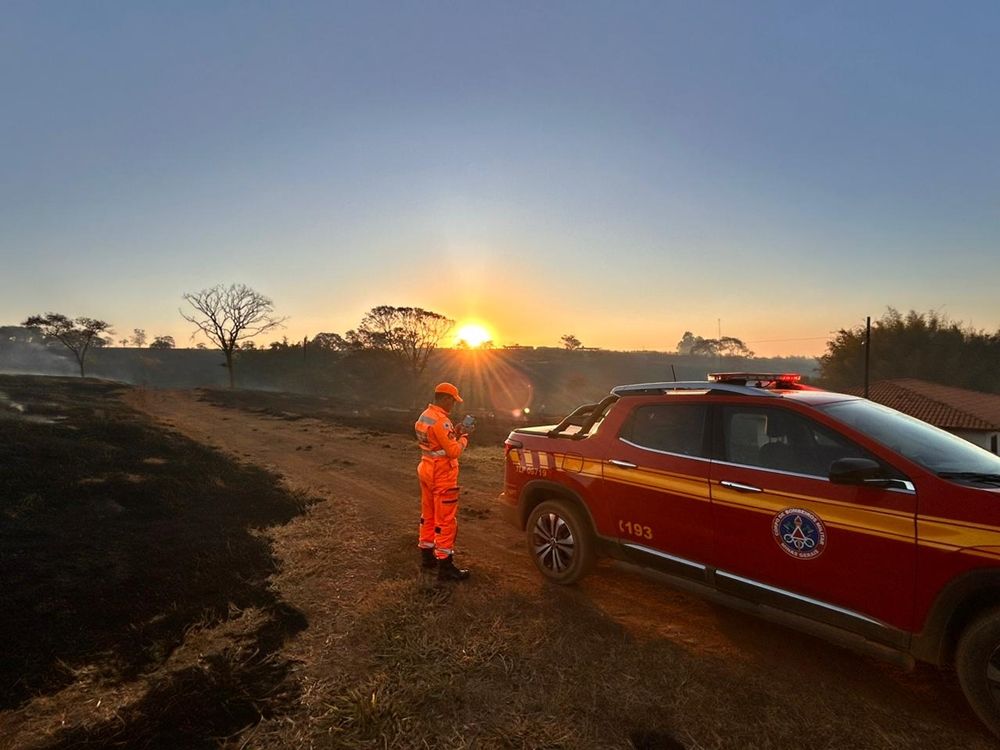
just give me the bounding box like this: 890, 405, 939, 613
504, 438, 523, 459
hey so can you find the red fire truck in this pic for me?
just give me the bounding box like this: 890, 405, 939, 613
499, 373, 1000, 736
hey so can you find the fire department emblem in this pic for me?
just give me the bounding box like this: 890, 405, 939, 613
772, 507, 826, 560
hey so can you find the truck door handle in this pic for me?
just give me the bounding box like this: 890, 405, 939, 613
609, 459, 638, 469
720, 480, 763, 493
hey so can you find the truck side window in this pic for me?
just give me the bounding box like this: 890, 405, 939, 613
620, 404, 708, 458
721, 406, 874, 477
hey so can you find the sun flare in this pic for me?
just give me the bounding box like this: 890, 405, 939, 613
454, 322, 493, 349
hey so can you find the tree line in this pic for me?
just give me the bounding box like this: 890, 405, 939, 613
16, 289, 1000, 396
18, 286, 454, 387
818, 308, 1000, 394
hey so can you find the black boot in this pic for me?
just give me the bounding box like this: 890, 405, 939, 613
437, 556, 470, 582
421, 548, 438, 569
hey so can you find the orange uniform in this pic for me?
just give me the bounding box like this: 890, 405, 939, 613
415, 402, 469, 559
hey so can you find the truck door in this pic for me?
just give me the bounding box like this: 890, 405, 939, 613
710, 404, 916, 636
599, 399, 713, 580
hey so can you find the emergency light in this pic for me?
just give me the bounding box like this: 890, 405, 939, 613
708, 372, 802, 386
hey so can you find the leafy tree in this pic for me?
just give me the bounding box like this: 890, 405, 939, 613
22, 313, 113, 377
560, 334, 582, 350
180, 283, 287, 388
149, 335, 175, 350
130, 328, 147, 348
119, 338, 130, 348
311, 332, 351, 351
677, 330, 753, 357
689, 336, 754, 358
676, 331, 699, 355
349, 305, 454, 377
820, 308, 1000, 393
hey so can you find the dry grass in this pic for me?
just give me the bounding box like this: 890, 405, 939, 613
244, 532, 988, 749
249, 540, 687, 749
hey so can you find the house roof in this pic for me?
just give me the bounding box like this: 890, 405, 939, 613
847, 379, 1000, 431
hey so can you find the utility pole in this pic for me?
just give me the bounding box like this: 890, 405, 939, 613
864, 316, 871, 399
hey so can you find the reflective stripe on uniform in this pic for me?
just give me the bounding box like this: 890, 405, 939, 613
422, 449, 447, 457
418, 415, 437, 426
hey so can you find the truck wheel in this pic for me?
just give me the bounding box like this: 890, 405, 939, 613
526, 499, 595, 584
956, 606, 1000, 738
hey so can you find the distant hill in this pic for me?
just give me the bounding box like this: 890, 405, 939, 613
0, 339, 818, 417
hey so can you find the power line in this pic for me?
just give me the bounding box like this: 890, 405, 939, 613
744, 336, 831, 344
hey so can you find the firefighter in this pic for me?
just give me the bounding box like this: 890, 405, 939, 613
415, 382, 473, 581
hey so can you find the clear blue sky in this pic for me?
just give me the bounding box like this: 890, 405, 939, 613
2, 1, 998, 355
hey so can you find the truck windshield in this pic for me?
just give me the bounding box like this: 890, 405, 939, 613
817, 398, 1000, 477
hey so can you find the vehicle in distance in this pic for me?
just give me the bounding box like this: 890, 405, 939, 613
498, 373, 1000, 737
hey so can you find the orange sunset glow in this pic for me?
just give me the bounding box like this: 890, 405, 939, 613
454, 322, 494, 348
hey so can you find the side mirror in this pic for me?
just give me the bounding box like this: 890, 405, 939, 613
829, 457, 886, 485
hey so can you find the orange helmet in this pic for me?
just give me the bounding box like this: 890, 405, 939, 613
434, 382, 463, 403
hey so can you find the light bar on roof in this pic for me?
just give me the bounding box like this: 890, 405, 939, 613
708, 372, 802, 384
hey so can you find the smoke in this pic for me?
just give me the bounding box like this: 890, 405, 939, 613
0, 341, 76, 377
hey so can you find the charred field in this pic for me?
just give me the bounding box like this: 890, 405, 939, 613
196, 386, 529, 447
0, 375, 311, 748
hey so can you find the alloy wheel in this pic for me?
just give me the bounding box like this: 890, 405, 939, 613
532, 512, 576, 573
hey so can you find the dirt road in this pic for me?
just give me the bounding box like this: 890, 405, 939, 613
126, 389, 995, 748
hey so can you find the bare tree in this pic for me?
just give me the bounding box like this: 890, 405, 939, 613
180, 283, 286, 387
130, 328, 147, 348
23, 313, 113, 377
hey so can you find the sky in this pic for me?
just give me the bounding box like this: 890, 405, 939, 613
2, 1, 998, 357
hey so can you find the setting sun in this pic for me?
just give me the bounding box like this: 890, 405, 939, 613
454, 322, 493, 348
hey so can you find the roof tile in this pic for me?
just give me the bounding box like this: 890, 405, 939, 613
847, 379, 1000, 431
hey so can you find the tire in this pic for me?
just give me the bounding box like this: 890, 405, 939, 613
525, 499, 596, 585
956, 606, 1000, 738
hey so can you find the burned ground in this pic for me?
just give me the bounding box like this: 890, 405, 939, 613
1, 379, 996, 749
0, 377, 310, 747
196, 386, 541, 448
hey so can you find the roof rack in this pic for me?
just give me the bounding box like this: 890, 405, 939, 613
610, 381, 779, 398
547, 394, 620, 439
